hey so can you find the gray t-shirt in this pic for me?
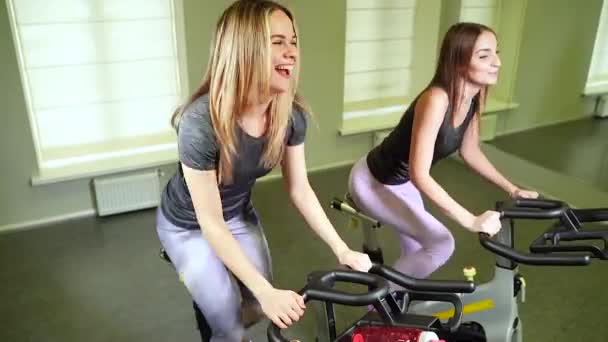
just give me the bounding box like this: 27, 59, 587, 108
160, 94, 307, 229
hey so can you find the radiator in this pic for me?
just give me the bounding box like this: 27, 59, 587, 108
93, 170, 161, 216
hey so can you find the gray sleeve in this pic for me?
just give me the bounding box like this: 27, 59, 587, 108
177, 99, 218, 170
287, 107, 308, 146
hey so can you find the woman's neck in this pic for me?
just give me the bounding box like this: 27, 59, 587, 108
242, 95, 273, 120
238, 96, 273, 138
459, 81, 481, 106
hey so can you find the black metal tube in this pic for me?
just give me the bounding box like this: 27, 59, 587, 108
267, 269, 389, 342
500, 207, 566, 219
479, 233, 590, 265
512, 198, 565, 209
369, 264, 475, 293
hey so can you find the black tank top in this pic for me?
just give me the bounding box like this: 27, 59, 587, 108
366, 96, 476, 185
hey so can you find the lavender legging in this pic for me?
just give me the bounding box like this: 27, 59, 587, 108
348, 157, 455, 281
156, 207, 271, 342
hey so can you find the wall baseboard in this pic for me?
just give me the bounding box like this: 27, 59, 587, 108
0, 209, 95, 234
496, 114, 594, 137
0, 159, 359, 234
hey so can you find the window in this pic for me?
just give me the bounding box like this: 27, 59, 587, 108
7, 0, 187, 184
340, 0, 441, 135
585, 0, 608, 95
343, 0, 415, 121
460, 0, 500, 29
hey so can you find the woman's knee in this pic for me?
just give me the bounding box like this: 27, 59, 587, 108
180, 257, 209, 289
181, 261, 237, 313
429, 231, 455, 265
183, 269, 243, 339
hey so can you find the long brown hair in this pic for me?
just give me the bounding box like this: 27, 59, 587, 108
428, 22, 496, 124
172, 0, 307, 184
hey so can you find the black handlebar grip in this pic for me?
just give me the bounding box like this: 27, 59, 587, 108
479, 233, 590, 266
303, 270, 389, 305
512, 198, 565, 209
500, 207, 566, 219
370, 263, 475, 293
267, 269, 390, 342
571, 208, 608, 222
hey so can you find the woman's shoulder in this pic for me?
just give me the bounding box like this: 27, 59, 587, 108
183, 94, 211, 118
179, 94, 212, 127
289, 101, 310, 128
408, 86, 450, 127
286, 101, 310, 146
419, 86, 449, 106
291, 100, 309, 118
177, 94, 215, 139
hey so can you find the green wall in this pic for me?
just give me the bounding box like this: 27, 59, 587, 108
282, 0, 373, 167
0, 0, 604, 229
1, 0, 91, 229
0, 0, 372, 230
0, 0, 215, 229
497, 0, 602, 134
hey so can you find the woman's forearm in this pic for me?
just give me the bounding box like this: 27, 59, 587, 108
288, 185, 349, 256
200, 219, 273, 297
411, 174, 476, 230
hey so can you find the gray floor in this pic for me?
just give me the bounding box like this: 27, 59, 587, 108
491, 117, 608, 192
1, 120, 607, 341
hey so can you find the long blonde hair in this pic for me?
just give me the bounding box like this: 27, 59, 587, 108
172, 0, 307, 184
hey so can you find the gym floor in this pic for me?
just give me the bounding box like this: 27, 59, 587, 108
1, 117, 606, 341
491, 117, 608, 192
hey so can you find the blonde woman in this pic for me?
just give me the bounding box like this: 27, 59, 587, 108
156, 1, 372, 341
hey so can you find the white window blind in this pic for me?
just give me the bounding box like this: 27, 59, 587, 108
460, 0, 500, 30
585, 0, 608, 95
343, 0, 416, 119
7, 0, 185, 183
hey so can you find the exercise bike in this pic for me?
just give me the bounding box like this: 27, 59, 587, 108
329, 196, 608, 342
267, 262, 477, 341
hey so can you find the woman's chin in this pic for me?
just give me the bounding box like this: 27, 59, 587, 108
269, 86, 289, 95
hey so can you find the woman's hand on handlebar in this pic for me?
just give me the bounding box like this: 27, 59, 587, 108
337, 248, 373, 272
470, 210, 501, 236
257, 287, 305, 329
509, 188, 539, 199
